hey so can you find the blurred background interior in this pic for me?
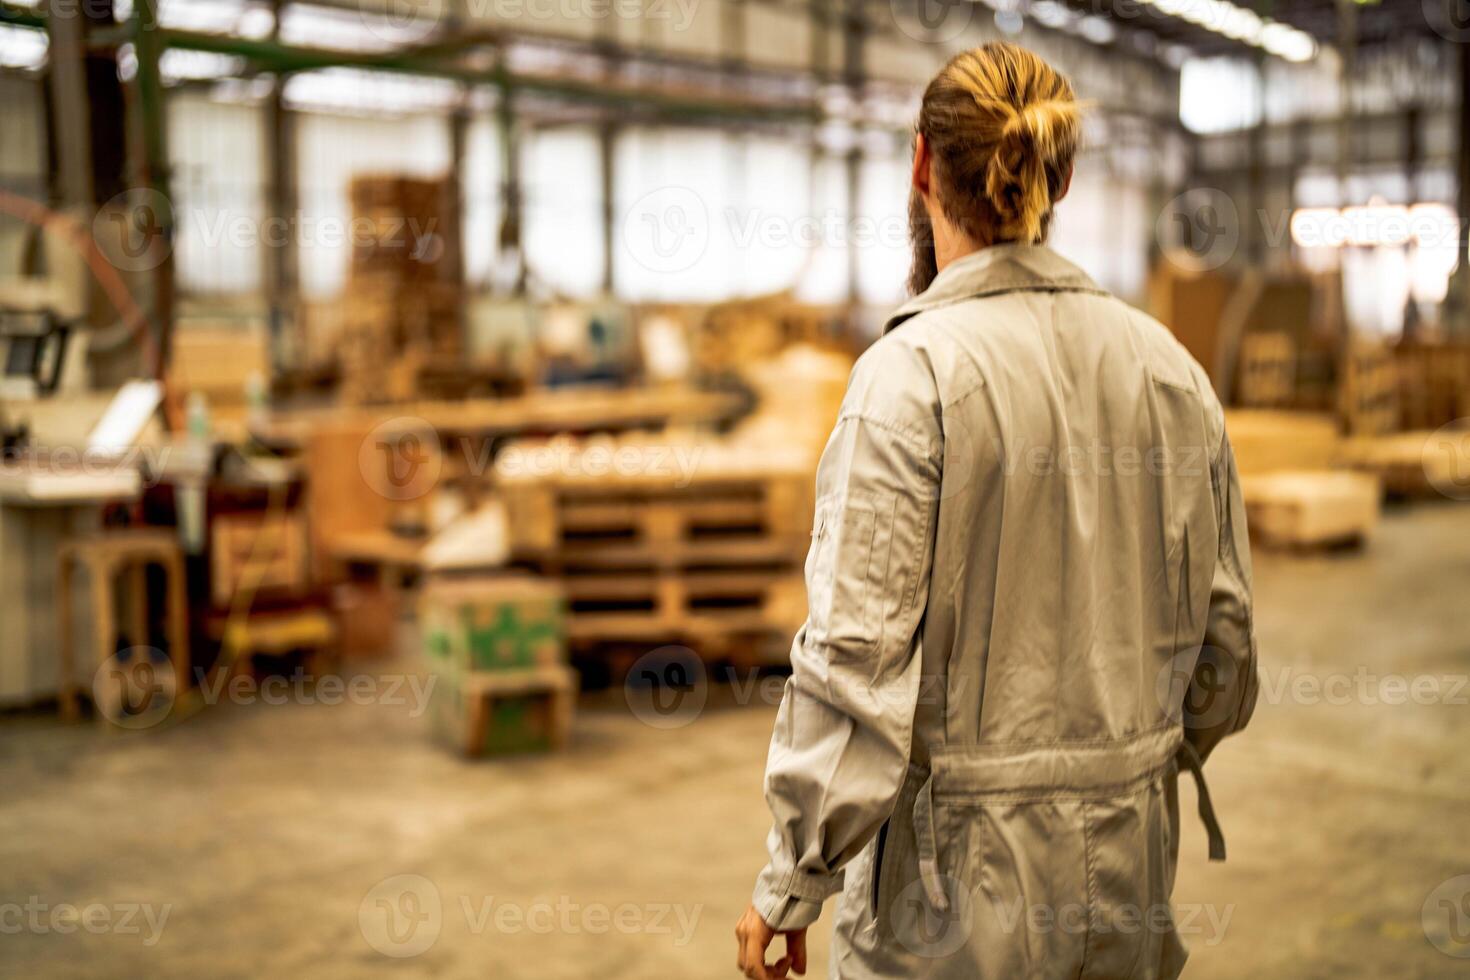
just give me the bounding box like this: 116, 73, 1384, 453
1, 0, 1469, 976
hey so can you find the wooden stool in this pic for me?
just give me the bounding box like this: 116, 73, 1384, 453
56, 529, 189, 721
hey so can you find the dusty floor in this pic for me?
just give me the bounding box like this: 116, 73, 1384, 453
2, 503, 1469, 978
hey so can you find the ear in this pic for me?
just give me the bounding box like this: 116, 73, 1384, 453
1054, 163, 1073, 204
911, 132, 932, 198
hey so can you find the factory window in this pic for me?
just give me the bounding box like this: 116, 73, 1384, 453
614, 128, 819, 303
522, 126, 605, 299
168, 92, 266, 296
1179, 58, 1261, 134
295, 109, 452, 299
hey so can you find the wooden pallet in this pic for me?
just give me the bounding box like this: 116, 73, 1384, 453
1339, 341, 1399, 436
560, 568, 805, 642
1337, 430, 1470, 499
1241, 470, 1380, 550
504, 471, 812, 567
501, 447, 813, 656
1237, 331, 1296, 408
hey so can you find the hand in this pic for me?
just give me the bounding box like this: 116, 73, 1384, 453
735, 904, 807, 979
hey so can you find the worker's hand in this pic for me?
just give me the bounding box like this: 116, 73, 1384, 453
735, 904, 806, 979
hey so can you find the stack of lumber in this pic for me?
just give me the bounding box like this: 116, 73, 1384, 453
730, 343, 853, 457
1241, 471, 1380, 550
1223, 410, 1341, 476
168, 323, 269, 434
1337, 429, 1470, 499
1339, 340, 1399, 436
1396, 342, 1470, 431
341, 174, 462, 405
420, 574, 576, 757
693, 294, 845, 374
1236, 332, 1296, 408
499, 434, 813, 663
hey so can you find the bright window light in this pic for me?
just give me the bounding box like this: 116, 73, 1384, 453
0, 24, 47, 70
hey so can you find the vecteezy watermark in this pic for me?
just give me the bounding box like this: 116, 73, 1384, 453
358, 875, 702, 958
888, 868, 1233, 959
93, 188, 174, 273
0, 897, 171, 947
889, 0, 979, 44
3, 445, 175, 488
360, 874, 443, 958
494, 441, 705, 487
92, 647, 179, 731
1156, 188, 1240, 272
359, 417, 443, 503
624, 646, 709, 730
621, 187, 710, 275
192, 670, 437, 718
1422, 0, 1470, 43
360, 0, 701, 43
1423, 875, 1470, 958
1422, 422, 1470, 501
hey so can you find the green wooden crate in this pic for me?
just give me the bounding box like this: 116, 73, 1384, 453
421, 575, 565, 674
425, 665, 577, 759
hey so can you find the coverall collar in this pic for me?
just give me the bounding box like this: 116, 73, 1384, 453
883, 242, 1105, 334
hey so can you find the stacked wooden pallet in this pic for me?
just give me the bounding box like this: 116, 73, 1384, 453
1236, 331, 1296, 408
1339, 340, 1399, 436
1241, 471, 1380, 550
420, 574, 576, 757
1337, 429, 1470, 499
1396, 342, 1470, 431
500, 437, 813, 663
341, 174, 462, 405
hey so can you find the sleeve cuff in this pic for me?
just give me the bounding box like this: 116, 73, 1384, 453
752, 863, 844, 932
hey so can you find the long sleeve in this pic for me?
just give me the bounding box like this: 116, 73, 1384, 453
1185, 424, 1259, 764
751, 361, 943, 931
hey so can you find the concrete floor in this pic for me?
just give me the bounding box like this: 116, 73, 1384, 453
2, 504, 1469, 978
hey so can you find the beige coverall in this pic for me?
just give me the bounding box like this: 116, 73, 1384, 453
752, 245, 1259, 979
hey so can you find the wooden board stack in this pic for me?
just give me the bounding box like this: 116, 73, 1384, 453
1396, 342, 1470, 432
1339, 340, 1399, 436
341, 175, 463, 405
1236, 331, 1296, 408
499, 436, 813, 665
1241, 471, 1381, 550
1337, 429, 1470, 499
420, 575, 576, 757
1223, 410, 1341, 476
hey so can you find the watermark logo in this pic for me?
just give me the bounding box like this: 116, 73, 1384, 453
890, 0, 977, 43
1423, 875, 1470, 958
360, 0, 445, 44
623, 646, 708, 730
1156, 646, 1242, 732
1156, 188, 1239, 272
359, 877, 701, 956
92, 646, 177, 731
1422, 422, 1470, 501
359, 417, 442, 502
0, 898, 171, 946
359, 874, 443, 958
1423, 0, 1470, 42
93, 188, 173, 273
893, 873, 975, 959
621, 187, 709, 275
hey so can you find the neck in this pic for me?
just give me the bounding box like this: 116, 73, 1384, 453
928, 207, 987, 274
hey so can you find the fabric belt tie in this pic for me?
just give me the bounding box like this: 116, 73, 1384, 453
912, 774, 949, 912
1176, 740, 1226, 862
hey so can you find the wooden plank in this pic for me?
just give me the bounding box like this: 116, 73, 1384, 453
1242, 471, 1380, 549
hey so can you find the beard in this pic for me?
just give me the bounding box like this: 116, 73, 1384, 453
906, 188, 939, 297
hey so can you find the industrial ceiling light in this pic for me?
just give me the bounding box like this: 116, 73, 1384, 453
1144, 0, 1318, 61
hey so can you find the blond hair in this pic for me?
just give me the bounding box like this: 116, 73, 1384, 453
917, 42, 1083, 245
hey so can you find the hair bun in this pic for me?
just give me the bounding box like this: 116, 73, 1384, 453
984, 101, 1079, 243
